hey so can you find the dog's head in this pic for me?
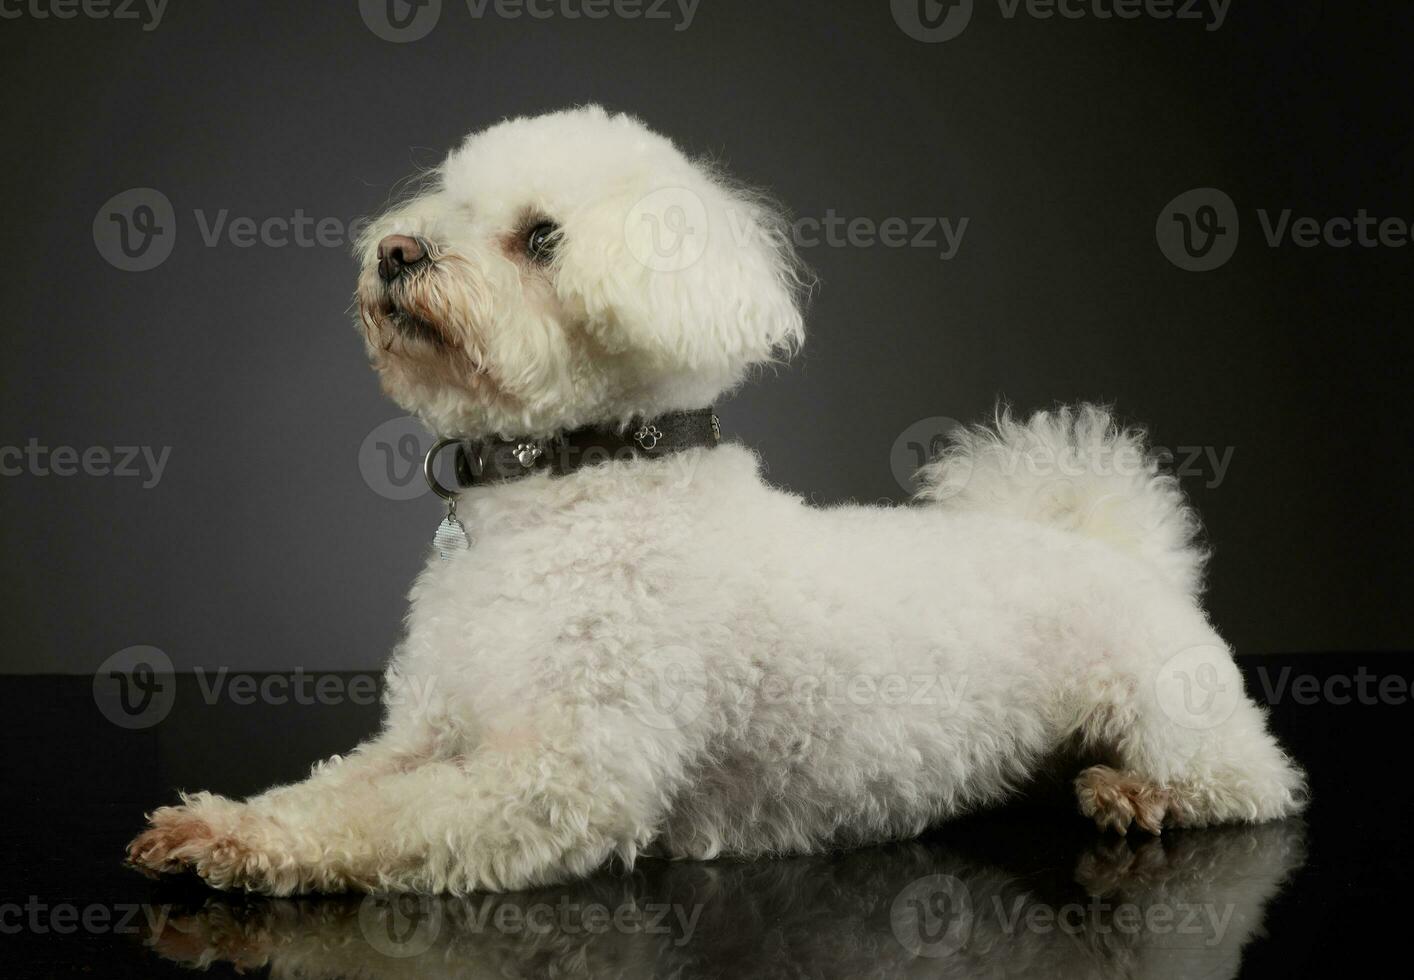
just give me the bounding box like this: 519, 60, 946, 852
355, 106, 808, 438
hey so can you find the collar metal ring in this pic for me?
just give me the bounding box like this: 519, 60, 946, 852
423, 437, 468, 502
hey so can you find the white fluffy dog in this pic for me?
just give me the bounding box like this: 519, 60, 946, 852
128, 106, 1305, 895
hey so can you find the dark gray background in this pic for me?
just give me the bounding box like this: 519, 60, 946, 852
2, 0, 1409, 672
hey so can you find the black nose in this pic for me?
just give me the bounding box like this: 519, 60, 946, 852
377, 235, 427, 282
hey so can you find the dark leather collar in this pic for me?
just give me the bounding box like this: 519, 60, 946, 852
453, 408, 721, 487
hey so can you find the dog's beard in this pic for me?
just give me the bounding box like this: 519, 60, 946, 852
360, 266, 453, 352
358, 251, 502, 363
384, 303, 444, 348
354, 251, 603, 438
356, 257, 508, 417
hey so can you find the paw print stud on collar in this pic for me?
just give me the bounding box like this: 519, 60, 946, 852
634, 424, 664, 451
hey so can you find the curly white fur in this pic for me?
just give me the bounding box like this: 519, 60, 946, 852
144, 824, 1305, 978
128, 107, 1305, 896
917, 404, 1209, 598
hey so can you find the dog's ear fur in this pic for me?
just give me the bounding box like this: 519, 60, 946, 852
556, 169, 809, 387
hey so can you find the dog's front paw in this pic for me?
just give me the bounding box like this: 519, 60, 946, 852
127, 793, 280, 893
1075, 765, 1169, 836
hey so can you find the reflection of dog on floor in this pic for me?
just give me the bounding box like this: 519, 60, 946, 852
144, 821, 1307, 978
128, 106, 1305, 895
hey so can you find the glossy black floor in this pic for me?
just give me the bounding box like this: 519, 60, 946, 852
6, 652, 1409, 978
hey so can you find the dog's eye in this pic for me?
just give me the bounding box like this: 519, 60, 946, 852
526, 222, 559, 262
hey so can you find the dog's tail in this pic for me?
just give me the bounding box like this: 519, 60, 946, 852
914, 404, 1208, 597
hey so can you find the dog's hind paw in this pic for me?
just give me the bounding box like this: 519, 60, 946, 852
1075, 765, 1169, 836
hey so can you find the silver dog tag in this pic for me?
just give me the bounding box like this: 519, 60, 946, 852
433, 501, 471, 560
424, 437, 472, 560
